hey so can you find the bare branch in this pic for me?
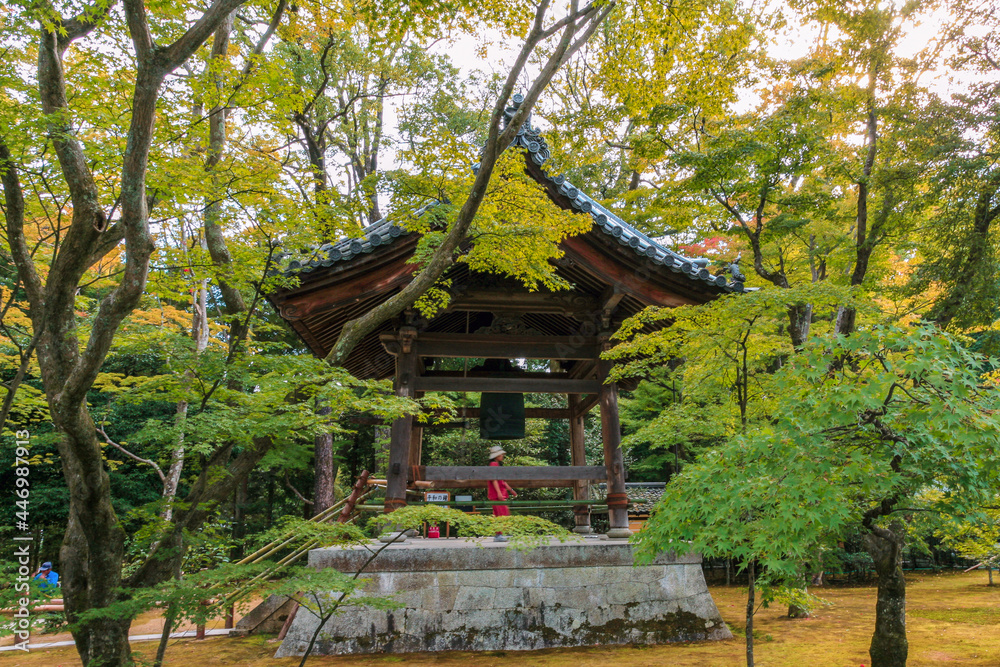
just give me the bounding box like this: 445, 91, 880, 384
97, 425, 166, 482
326, 0, 617, 366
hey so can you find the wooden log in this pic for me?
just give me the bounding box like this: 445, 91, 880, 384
414, 376, 601, 394
417, 465, 607, 481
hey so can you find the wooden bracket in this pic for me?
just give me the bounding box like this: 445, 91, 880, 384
399, 326, 417, 354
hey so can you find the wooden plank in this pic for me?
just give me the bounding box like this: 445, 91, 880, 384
419, 465, 607, 482
415, 480, 578, 489
404, 332, 601, 361
414, 376, 601, 394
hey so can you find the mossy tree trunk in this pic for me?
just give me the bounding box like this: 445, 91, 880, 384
864, 523, 908, 667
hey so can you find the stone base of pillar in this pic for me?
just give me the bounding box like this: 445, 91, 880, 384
605, 528, 633, 539
572, 526, 594, 534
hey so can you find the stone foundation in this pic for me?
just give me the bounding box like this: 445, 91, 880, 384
275, 537, 731, 656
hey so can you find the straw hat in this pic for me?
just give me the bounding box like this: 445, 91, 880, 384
488, 445, 507, 460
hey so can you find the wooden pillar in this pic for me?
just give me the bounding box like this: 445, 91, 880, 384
598, 348, 631, 538
568, 394, 592, 534
385, 330, 417, 516
408, 392, 424, 472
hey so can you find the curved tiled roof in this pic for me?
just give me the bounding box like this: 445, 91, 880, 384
281, 205, 430, 275
281, 94, 744, 292
498, 94, 743, 293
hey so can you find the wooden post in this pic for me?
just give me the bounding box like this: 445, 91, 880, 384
598, 346, 631, 538
408, 391, 424, 472
568, 394, 592, 534
381, 329, 416, 542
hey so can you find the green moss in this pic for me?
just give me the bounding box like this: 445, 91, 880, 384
909, 607, 1000, 625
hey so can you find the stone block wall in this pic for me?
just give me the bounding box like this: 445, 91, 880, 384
275, 539, 731, 656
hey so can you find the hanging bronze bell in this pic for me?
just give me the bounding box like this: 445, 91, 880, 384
474, 359, 526, 440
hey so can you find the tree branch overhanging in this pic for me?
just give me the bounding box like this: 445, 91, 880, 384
324, 0, 617, 367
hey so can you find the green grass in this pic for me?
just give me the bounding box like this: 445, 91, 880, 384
2, 571, 998, 667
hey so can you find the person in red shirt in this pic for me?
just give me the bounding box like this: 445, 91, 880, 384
487, 446, 517, 541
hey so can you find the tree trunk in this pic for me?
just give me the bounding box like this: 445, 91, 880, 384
59, 492, 131, 666
313, 405, 335, 515
929, 171, 1000, 327
787, 302, 812, 348
11, 4, 265, 666
231, 476, 249, 560
864, 526, 908, 667
745, 559, 755, 667
811, 546, 825, 586
835, 96, 879, 337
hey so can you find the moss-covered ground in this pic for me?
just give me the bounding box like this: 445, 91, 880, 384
2, 571, 997, 666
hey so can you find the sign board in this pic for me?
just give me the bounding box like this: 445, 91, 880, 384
424, 491, 450, 503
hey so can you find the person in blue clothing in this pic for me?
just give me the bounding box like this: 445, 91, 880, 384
33, 562, 59, 591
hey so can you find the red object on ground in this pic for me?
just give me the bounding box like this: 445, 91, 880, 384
427, 525, 440, 538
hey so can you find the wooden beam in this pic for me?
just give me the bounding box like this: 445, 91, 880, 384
413, 376, 601, 394
572, 393, 600, 417
561, 235, 701, 308
421, 370, 571, 379
393, 332, 601, 361
455, 407, 572, 419
414, 479, 577, 489
345, 407, 573, 426
448, 290, 599, 316
418, 465, 607, 482
600, 285, 626, 316
276, 258, 417, 321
